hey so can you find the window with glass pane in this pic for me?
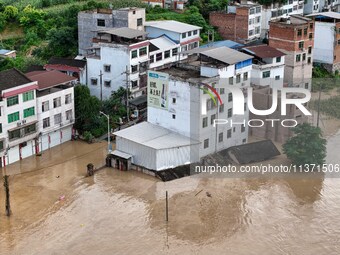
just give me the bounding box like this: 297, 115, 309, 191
7, 95, 18, 107
8, 112, 19, 123
43, 117, 50, 128
131, 50, 137, 59
65, 94, 72, 104
53, 97, 61, 108
42, 101, 49, 112
262, 71, 270, 78
0, 123, 2, 133
54, 113, 62, 125
66, 110, 72, 120
139, 47, 147, 56
24, 107, 35, 118
9, 129, 20, 140
23, 91, 34, 102
24, 124, 36, 135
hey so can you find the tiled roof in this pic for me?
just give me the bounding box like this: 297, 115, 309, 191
26, 70, 77, 90
243, 44, 286, 58
0, 68, 33, 92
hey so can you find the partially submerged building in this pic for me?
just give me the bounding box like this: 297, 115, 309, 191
112, 46, 253, 172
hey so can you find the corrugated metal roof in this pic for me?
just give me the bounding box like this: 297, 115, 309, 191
114, 122, 200, 150
145, 20, 202, 33
243, 45, 286, 58
111, 150, 132, 159
200, 47, 253, 65
201, 40, 243, 49
98, 27, 147, 39
149, 36, 177, 50
0, 49, 13, 55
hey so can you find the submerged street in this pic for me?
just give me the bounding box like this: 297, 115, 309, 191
0, 134, 340, 255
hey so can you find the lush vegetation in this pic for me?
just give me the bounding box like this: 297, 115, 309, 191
74, 85, 127, 138
312, 66, 340, 92
309, 95, 340, 120
283, 123, 327, 166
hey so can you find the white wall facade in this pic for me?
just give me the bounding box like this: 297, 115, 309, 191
313, 22, 335, 64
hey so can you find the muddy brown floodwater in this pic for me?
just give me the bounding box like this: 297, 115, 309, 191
0, 133, 340, 255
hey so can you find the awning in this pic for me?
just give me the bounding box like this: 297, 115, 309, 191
111, 150, 132, 160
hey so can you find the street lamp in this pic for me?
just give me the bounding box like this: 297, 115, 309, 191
99, 111, 111, 153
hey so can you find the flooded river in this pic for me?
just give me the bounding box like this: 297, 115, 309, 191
0, 133, 340, 255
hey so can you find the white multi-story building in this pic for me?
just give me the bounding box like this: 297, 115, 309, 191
0, 68, 76, 167
26, 70, 76, 151
112, 47, 253, 171
304, 0, 320, 14
261, 0, 304, 37
241, 44, 286, 88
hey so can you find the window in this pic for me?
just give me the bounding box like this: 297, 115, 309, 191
172, 114, 176, 119
304, 27, 308, 35
172, 48, 178, 56
218, 132, 223, 143
276, 56, 281, 63
211, 114, 216, 125
104, 65, 111, 72
131, 50, 138, 59
236, 74, 241, 83
181, 45, 188, 52
104, 81, 111, 87
262, 71, 270, 78
54, 113, 62, 125
164, 50, 170, 59
188, 31, 192, 37
42, 101, 49, 112
249, 18, 253, 25
0, 124, 2, 133
156, 53, 162, 61
288, 8, 293, 13
24, 124, 36, 135
229, 77, 233, 85
97, 19, 105, 27
228, 93, 233, 102
9, 129, 20, 140
255, 26, 260, 34
202, 117, 208, 128
23, 107, 35, 118
7, 95, 18, 107
309, 33, 313, 40
43, 117, 50, 128
182, 33, 186, 39
204, 139, 209, 149
302, 53, 306, 61
219, 104, 224, 113
139, 47, 147, 56
23, 91, 34, 102
275, 75, 280, 80
0, 140, 3, 150
131, 65, 138, 73
228, 108, 232, 118
193, 30, 198, 35
305, 83, 309, 89
66, 110, 72, 121
8, 112, 19, 123
244, 102, 247, 112
227, 129, 232, 138
256, 16, 261, 23
249, 8, 255, 14
296, 54, 301, 62
256, 6, 261, 13
310, 23, 313, 29
241, 125, 246, 133
297, 29, 302, 36
91, 78, 98, 85
65, 94, 72, 104
137, 18, 143, 26
244, 72, 248, 81
53, 97, 61, 108
308, 46, 312, 54
298, 41, 304, 49
220, 88, 225, 94
172, 98, 176, 104
150, 55, 155, 63
308, 57, 311, 64
248, 29, 254, 37
131, 80, 138, 88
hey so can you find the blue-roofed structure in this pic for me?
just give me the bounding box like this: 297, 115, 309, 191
200, 40, 244, 50
0, 49, 16, 58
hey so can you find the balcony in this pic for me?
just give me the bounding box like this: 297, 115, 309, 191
8, 121, 38, 145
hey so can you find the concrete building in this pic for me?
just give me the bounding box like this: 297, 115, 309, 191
249, 86, 307, 143
112, 46, 253, 172
0, 69, 39, 166
78, 7, 145, 55
26, 70, 76, 151
307, 12, 340, 73
304, 0, 320, 14
261, 1, 304, 37
209, 4, 262, 43
269, 15, 314, 89
145, 20, 201, 52
241, 44, 286, 88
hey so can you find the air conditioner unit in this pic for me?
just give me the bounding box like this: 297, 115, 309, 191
22, 119, 26, 124
17, 122, 22, 127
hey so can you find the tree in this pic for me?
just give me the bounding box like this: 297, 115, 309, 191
283, 123, 327, 166
3, 5, 18, 21
74, 85, 102, 134
46, 27, 77, 57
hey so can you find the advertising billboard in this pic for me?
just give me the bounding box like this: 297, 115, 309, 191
147, 71, 169, 110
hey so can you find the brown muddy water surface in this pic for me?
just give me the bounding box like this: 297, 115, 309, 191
0, 134, 340, 255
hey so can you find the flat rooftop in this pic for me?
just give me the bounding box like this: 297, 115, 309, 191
271, 15, 311, 25
145, 20, 201, 33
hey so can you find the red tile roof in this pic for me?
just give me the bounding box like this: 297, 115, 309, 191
26, 70, 77, 90
243, 44, 285, 59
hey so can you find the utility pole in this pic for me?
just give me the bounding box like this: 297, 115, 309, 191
99, 70, 103, 101
206, 30, 214, 46
2, 168, 11, 216
125, 66, 130, 122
